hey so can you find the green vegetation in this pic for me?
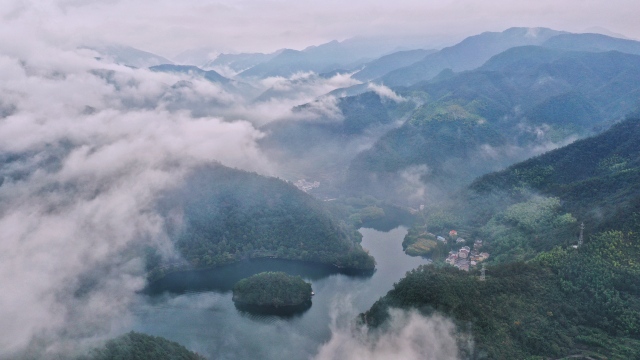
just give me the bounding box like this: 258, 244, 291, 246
82, 332, 205, 360
458, 117, 640, 262
149, 165, 375, 281
401, 225, 438, 256
401, 117, 640, 264
363, 226, 640, 359
480, 195, 577, 263
325, 195, 415, 230
365, 117, 640, 358
232, 271, 312, 307
402, 224, 461, 258
347, 49, 640, 200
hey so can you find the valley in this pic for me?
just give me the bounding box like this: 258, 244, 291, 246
3, 9, 640, 358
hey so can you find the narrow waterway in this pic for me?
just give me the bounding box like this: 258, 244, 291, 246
132, 226, 430, 359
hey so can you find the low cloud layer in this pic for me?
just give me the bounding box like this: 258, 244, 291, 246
0, 20, 378, 357
3, 0, 638, 57
0, 36, 272, 358
315, 308, 465, 360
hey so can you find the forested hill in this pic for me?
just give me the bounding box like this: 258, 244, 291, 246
362, 226, 640, 359
360, 119, 640, 360
408, 116, 640, 264
466, 116, 640, 234
148, 165, 374, 280
346, 48, 640, 201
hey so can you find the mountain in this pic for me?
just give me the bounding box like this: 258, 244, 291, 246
237, 39, 401, 79
351, 49, 437, 81
379, 27, 565, 86
147, 165, 375, 281
543, 33, 640, 55
258, 92, 414, 196
203, 51, 282, 75
173, 47, 219, 67
363, 237, 640, 359
346, 47, 640, 202
237, 49, 319, 78
90, 45, 174, 68
462, 117, 640, 254
360, 117, 640, 360
149, 64, 230, 84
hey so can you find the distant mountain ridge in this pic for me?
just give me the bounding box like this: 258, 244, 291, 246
148, 164, 375, 282
89, 45, 174, 68
379, 27, 566, 86
351, 49, 437, 81
361, 117, 640, 360
149, 64, 230, 84
346, 47, 640, 200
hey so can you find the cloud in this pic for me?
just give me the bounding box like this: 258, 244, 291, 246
0, 14, 373, 356
314, 308, 465, 360
3, 0, 640, 57
367, 83, 405, 103
0, 36, 270, 359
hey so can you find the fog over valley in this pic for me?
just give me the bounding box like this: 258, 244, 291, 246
2, 1, 640, 359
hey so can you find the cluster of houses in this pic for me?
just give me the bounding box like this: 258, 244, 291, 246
443, 232, 490, 272
293, 179, 320, 192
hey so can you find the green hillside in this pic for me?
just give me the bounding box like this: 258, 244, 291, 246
232, 271, 312, 307
380, 27, 564, 86
82, 332, 206, 360
363, 227, 640, 359
347, 49, 640, 200
463, 117, 640, 257
148, 165, 375, 281
360, 117, 640, 358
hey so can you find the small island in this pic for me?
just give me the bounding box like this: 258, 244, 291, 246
232, 272, 312, 314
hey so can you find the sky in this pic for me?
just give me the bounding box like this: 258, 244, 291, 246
2, 0, 639, 58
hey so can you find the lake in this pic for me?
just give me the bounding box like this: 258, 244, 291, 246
132, 226, 430, 359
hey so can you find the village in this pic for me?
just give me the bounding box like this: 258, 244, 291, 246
441, 230, 490, 272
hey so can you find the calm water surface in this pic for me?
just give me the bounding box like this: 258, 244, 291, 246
132, 226, 430, 359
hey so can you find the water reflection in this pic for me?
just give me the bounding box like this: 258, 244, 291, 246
234, 300, 313, 317
146, 258, 373, 295
133, 226, 431, 360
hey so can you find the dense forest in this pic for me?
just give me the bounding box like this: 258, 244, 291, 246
148, 165, 375, 281
232, 271, 312, 307
324, 195, 416, 231
399, 117, 640, 263
363, 226, 640, 359
448, 116, 640, 263
362, 117, 640, 358
81, 332, 206, 360
346, 48, 640, 200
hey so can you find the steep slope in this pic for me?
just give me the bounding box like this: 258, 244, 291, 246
148, 165, 375, 281
238, 49, 318, 78
543, 32, 640, 55
237, 39, 393, 79
363, 231, 640, 359
90, 45, 174, 68
258, 92, 414, 196
465, 117, 640, 240
361, 119, 640, 360
352, 49, 436, 81
347, 48, 640, 201
380, 27, 565, 86
149, 64, 230, 84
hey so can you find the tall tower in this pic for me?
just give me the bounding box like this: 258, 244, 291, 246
578, 222, 584, 247
480, 263, 486, 281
